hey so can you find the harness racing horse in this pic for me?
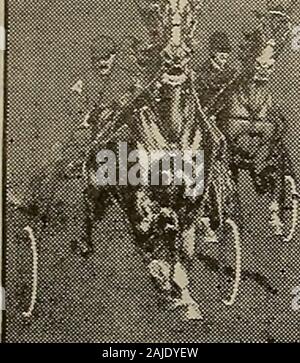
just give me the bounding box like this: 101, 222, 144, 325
77, 0, 242, 320
20, 0, 241, 321
216, 5, 298, 244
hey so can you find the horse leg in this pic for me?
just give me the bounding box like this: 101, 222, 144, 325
147, 233, 202, 320
80, 189, 96, 257
69, 186, 93, 257
71, 186, 111, 258
127, 185, 201, 319
170, 215, 202, 320
172, 252, 203, 320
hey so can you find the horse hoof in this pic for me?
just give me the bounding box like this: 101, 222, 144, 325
171, 302, 203, 321
166, 299, 203, 321
71, 240, 94, 258
183, 303, 203, 321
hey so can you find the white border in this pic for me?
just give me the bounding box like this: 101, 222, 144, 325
0, 0, 4, 343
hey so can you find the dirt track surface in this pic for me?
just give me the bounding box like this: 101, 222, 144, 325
4, 172, 300, 343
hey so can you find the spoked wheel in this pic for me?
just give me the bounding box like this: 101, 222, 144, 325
21, 226, 39, 319
222, 218, 241, 306
215, 186, 242, 307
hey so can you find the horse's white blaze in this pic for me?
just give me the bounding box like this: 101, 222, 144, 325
22, 226, 38, 318
171, 87, 182, 131
223, 219, 241, 307
182, 224, 196, 258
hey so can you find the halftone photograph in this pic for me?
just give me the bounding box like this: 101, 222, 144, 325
1, 0, 300, 343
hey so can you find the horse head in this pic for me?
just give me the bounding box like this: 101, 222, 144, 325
135, 0, 204, 86
160, 0, 204, 86
240, 4, 292, 83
